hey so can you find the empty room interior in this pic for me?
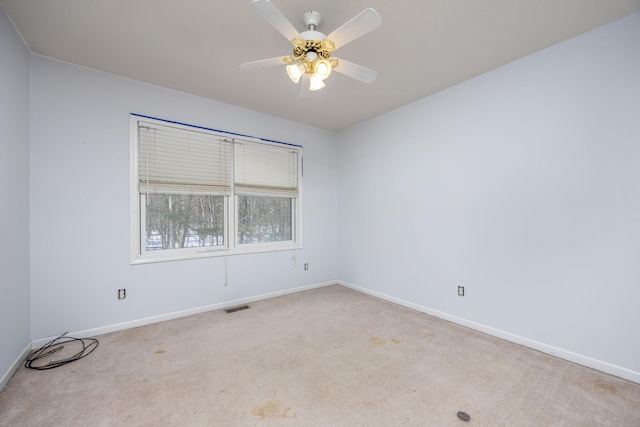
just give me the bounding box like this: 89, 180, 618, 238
1, 0, 640, 425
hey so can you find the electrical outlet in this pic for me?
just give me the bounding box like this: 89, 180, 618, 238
304, 263, 309, 270
458, 286, 464, 297
118, 289, 126, 300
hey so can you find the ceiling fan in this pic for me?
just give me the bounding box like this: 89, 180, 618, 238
240, 0, 382, 92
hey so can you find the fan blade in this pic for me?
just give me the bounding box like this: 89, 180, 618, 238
239, 56, 287, 71
251, 0, 300, 41
333, 59, 378, 84
325, 8, 382, 50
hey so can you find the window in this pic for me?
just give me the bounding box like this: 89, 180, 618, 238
130, 115, 302, 263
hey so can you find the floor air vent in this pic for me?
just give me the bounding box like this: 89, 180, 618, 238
225, 305, 250, 313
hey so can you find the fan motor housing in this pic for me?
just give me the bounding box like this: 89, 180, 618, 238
293, 38, 334, 59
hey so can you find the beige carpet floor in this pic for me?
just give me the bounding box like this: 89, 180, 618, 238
1, 285, 639, 426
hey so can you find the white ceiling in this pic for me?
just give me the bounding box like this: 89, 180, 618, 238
2, 0, 639, 131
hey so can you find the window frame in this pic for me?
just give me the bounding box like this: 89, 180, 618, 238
130, 115, 303, 264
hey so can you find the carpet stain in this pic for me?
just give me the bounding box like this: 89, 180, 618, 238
594, 381, 619, 394
391, 338, 400, 344
252, 400, 295, 419
155, 350, 166, 354
370, 336, 386, 345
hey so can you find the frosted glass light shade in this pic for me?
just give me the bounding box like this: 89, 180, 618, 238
286, 62, 306, 83
314, 59, 332, 80
309, 74, 325, 91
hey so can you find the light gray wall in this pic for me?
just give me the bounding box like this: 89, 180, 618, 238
29, 56, 338, 339
337, 13, 640, 374
3, 5, 638, 386
0, 6, 31, 383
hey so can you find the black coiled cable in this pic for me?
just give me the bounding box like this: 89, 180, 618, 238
25, 332, 99, 370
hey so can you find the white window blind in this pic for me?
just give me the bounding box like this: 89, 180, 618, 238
234, 140, 299, 197
139, 122, 232, 195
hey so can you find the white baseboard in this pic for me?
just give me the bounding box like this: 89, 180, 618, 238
32, 280, 336, 349
0, 341, 31, 392
337, 280, 640, 384
24, 279, 639, 385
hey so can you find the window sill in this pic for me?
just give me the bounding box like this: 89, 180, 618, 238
130, 242, 303, 264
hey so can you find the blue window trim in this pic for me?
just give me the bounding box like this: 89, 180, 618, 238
131, 113, 303, 149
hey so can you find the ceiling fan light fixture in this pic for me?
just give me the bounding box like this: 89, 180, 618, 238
286, 62, 306, 83
313, 58, 332, 80
309, 74, 325, 91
